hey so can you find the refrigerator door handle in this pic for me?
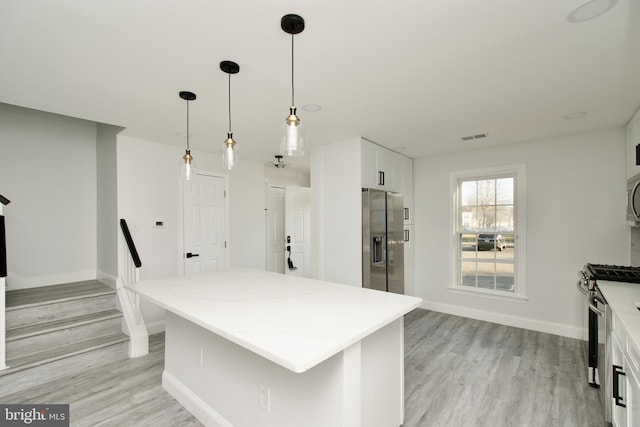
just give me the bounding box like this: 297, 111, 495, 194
382, 235, 387, 264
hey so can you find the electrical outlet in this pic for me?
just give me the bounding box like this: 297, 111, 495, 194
259, 385, 270, 412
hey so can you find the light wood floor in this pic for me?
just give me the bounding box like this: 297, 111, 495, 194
0, 309, 606, 426
403, 309, 606, 427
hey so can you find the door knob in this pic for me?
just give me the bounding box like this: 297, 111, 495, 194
186, 252, 200, 258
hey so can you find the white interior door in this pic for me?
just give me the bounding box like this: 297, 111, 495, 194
183, 173, 226, 275
284, 186, 311, 277
266, 186, 285, 274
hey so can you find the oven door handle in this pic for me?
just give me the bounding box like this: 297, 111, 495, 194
588, 293, 605, 317
577, 280, 589, 296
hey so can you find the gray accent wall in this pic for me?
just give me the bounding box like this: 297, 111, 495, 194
0, 103, 98, 289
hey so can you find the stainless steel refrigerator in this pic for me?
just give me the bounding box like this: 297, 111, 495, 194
362, 188, 404, 294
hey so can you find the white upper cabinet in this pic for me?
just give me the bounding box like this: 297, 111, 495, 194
362, 140, 397, 191
361, 141, 380, 189
627, 107, 640, 178
361, 139, 413, 223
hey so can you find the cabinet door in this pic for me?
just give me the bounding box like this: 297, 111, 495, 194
377, 149, 395, 190
403, 225, 414, 296
627, 109, 640, 178
398, 156, 413, 225
612, 336, 628, 427
362, 142, 379, 189
628, 361, 640, 427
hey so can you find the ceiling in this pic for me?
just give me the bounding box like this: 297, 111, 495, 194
1, 0, 639, 172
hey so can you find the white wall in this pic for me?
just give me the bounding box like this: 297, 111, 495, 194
311, 137, 362, 286
228, 159, 267, 271
117, 136, 265, 330
264, 165, 310, 188
0, 103, 98, 289
413, 127, 628, 338
96, 123, 123, 286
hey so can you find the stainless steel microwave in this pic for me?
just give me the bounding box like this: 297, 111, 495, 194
627, 172, 640, 224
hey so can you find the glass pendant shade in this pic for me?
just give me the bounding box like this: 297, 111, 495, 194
183, 149, 194, 180
280, 107, 305, 156
222, 132, 238, 170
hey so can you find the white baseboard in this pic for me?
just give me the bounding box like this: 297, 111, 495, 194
97, 271, 117, 289
6, 270, 97, 290
146, 320, 165, 335
420, 300, 584, 340
162, 371, 232, 427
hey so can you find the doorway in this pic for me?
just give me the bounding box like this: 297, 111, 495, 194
265, 185, 311, 277
182, 172, 228, 275
266, 186, 285, 274
284, 186, 311, 278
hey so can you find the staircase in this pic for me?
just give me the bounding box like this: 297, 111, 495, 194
1, 280, 129, 376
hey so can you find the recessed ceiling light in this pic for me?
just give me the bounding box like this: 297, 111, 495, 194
461, 133, 488, 141
563, 112, 588, 120
301, 104, 322, 112
567, 0, 618, 23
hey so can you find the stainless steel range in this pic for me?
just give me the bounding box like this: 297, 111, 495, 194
577, 263, 640, 424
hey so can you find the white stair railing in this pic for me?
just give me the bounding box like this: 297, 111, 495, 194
118, 219, 148, 358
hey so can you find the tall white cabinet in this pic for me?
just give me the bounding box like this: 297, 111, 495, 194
397, 155, 414, 296
312, 138, 414, 295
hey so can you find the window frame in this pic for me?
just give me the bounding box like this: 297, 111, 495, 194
449, 164, 527, 301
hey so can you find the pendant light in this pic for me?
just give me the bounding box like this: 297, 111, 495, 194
220, 61, 240, 170
268, 155, 288, 168
179, 91, 197, 180
280, 14, 305, 157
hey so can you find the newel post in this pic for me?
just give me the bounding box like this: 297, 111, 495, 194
0, 194, 12, 370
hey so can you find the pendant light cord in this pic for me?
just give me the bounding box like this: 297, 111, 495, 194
186, 99, 190, 151
228, 73, 232, 132
291, 33, 295, 107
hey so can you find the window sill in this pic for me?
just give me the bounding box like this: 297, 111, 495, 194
447, 285, 528, 303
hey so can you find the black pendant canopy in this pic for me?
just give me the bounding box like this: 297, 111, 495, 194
179, 91, 196, 101
220, 61, 240, 74
281, 14, 305, 34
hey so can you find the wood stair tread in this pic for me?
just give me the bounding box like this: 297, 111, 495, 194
6, 309, 123, 341
2, 332, 130, 376
6, 280, 115, 310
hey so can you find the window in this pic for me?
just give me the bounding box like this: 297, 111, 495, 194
451, 165, 526, 299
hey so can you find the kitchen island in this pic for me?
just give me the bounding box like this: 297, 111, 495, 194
129, 269, 422, 427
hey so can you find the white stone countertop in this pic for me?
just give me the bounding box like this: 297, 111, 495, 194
129, 268, 423, 373
598, 280, 640, 355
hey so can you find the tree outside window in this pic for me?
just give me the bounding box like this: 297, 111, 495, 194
458, 175, 516, 292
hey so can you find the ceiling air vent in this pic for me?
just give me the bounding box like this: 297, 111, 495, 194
461, 133, 488, 141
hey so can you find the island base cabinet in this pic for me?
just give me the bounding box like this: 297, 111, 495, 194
611, 317, 640, 427
162, 312, 405, 427
628, 364, 640, 426
612, 337, 627, 427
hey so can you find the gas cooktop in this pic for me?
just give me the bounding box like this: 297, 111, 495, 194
585, 263, 640, 283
